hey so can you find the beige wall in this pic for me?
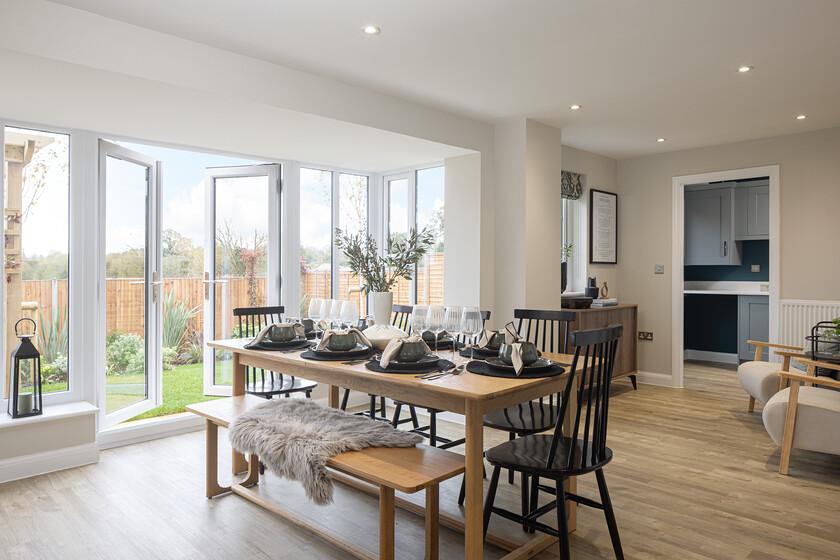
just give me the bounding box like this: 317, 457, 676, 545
617, 126, 840, 376
444, 153, 485, 307
561, 145, 620, 298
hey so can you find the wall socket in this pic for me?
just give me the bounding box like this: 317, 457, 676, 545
751, 264, 761, 273
654, 264, 665, 274
638, 331, 654, 341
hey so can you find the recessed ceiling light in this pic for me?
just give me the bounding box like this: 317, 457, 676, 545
362, 25, 380, 35
657, 138, 666, 143
796, 114, 807, 120
738, 65, 753, 73
570, 104, 581, 111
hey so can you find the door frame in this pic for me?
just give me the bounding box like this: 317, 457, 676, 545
203, 164, 281, 396
97, 140, 163, 427
671, 165, 780, 388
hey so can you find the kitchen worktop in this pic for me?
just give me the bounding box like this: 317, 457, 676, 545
683, 281, 769, 296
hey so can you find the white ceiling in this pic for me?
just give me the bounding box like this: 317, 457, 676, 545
52, 0, 840, 158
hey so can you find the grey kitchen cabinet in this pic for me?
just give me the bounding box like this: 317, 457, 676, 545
685, 187, 742, 265
738, 295, 769, 360
734, 185, 769, 240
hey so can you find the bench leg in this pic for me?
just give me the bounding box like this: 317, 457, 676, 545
205, 420, 230, 498
380, 486, 395, 560
425, 485, 439, 560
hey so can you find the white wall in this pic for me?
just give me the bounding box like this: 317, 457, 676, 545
444, 153, 483, 306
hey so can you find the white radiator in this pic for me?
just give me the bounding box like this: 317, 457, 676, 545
779, 299, 840, 347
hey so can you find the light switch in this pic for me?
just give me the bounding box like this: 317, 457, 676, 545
751, 264, 760, 273
654, 264, 665, 274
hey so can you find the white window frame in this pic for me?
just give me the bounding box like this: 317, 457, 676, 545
562, 196, 588, 294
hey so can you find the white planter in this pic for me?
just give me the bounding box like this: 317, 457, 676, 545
369, 291, 393, 327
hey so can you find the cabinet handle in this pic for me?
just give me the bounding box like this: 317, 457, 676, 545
723, 241, 727, 257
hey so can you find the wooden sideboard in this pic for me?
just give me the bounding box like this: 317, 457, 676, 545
565, 304, 638, 389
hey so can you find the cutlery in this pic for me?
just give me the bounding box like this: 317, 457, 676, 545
420, 364, 465, 380
342, 359, 369, 365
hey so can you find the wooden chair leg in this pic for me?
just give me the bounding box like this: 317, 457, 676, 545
429, 411, 438, 447
555, 478, 571, 560
425, 485, 439, 560
379, 486, 395, 560
507, 433, 516, 484
391, 403, 403, 427
779, 381, 801, 475
595, 469, 624, 559
629, 374, 638, 390
483, 466, 501, 540
409, 406, 420, 429
528, 475, 540, 534
458, 475, 466, 506
340, 388, 350, 411
748, 396, 756, 413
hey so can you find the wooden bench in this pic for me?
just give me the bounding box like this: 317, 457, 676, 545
186, 395, 465, 560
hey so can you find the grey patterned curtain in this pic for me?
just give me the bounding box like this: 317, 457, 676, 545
561, 171, 583, 200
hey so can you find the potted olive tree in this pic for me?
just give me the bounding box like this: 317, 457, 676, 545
335, 227, 434, 345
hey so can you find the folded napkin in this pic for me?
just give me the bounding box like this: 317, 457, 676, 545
315, 327, 373, 351
317, 319, 330, 332
380, 335, 431, 368
504, 322, 526, 376
251, 322, 306, 345
478, 328, 504, 349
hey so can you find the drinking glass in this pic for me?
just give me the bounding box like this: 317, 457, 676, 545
319, 299, 331, 327
329, 299, 343, 328
444, 306, 463, 361
308, 298, 322, 343
460, 306, 483, 361
427, 305, 445, 355
340, 300, 359, 328
411, 305, 428, 337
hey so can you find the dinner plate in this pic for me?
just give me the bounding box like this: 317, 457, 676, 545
311, 343, 372, 358
372, 353, 441, 370
459, 346, 500, 358
485, 357, 556, 372
245, 338, 311, 351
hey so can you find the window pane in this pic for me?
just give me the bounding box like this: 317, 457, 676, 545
416, 167, 445, 305
4, 127, 70, 394
300, 168, 333, 315
387, 178, 410, 305
337, 173, 368, 317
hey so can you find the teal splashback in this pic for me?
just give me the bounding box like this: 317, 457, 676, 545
685, 240, 769, 281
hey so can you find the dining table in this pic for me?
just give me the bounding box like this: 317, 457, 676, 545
207, 338, 583, 560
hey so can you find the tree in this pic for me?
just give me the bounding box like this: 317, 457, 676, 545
162, 229, 203, 277
215, 222, 266, 306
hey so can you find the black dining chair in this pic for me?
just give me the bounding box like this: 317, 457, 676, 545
391, 308, 491, 448
483, 324, 624, 560
233, 306, 318, 399
458, 308, 575, 508
339, 305, 415, 422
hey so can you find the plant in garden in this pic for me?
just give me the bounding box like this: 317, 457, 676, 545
106, 332, 145, 375
38, 306, 68, 364
163, 290, 199, 351
216, 222, 266, 306
334, 227, 434, 293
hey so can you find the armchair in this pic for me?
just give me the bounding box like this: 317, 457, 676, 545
762, 358, 840, 475
736, 340, 803, 413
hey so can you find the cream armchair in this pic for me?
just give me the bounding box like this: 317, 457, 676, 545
736, 340, 803, 412
762, 358, 840, 475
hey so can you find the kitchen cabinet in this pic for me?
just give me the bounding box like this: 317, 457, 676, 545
734, 185, 769, 240
738, 295, 769, 360
685, 187, 741, 265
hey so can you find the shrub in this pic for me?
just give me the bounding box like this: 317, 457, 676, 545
106, 333, 144, 375
163, 291, 199, 351
38, 307, 68, 364
162, 347, 177, 371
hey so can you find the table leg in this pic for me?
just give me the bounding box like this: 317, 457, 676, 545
564, 373, 578, 532
425, 485, 439, 560
380, 486, 395, 560
231, 352, 248, 475
329, 384, 340, 409
464, 399, 485, 559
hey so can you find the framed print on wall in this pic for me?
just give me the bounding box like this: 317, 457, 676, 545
589, 188, 617, 264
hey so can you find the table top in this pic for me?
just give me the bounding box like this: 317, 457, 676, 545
209, 338, 578, 406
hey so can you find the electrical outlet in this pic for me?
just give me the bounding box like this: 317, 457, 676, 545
638, 331, 654, 341
654, 264, 665, 274
751, 264, 760, 273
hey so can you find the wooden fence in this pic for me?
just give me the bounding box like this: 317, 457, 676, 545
21, 252, 445, 343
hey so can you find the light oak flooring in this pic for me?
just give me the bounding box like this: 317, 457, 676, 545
2, 365, 840, 559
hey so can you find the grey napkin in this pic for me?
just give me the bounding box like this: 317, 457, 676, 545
478, 328, 503, 349
316, 327, 373, 351
380, 335, 431, 368
504, 322, 526, 376
251, 322, 306, 345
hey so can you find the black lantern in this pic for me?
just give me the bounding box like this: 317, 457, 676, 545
8, 318, 43, 418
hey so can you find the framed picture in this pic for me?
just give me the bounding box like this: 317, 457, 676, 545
589, 189, 617, 264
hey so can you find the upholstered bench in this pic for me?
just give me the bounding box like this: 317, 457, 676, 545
187, 395, 464, 560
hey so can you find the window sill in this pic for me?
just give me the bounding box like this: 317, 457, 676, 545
0, 401, 97, 430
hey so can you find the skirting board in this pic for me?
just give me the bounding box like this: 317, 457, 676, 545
98, 412, 204, 450
0, 442, 99, 484
684, 350, 739, 365
636, 371, 679, 388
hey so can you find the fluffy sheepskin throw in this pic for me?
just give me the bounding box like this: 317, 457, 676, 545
229, 399, 423, 504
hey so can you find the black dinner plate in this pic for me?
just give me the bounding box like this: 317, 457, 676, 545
372, 353, 441, 370
459, 346, 501, 358
311, 343, 372, 358
245, 337, 311, 351
466, 360, 565, 379
365, 358, 454, 375
485, 357, 557, 372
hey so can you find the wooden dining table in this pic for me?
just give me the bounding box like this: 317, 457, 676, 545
208, 338, 582, 560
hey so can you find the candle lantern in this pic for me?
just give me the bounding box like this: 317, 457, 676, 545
8, 318, 42, 418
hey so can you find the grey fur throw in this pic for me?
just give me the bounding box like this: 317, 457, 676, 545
229, 399, 423, 504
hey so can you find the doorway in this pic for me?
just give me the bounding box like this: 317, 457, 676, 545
671, 166, 780, 389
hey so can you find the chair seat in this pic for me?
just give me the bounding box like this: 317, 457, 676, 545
762, 386, 840, 455
485, 434, 612, 477
246, 376, 318, 397
484, 402, 560, 434
737, 360, 781, 404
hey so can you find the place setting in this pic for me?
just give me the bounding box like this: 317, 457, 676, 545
243, 322, 313, 352
364, 335, 456, 375
464, 322, 567, 379
300, 326, 376, 362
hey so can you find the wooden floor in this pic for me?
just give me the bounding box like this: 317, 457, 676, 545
2, 364, 840, 559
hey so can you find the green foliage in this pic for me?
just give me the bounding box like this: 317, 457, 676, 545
38, 306, 68, 364
562, 243, 574, 261
23, 251, 68, 281
162, 347, 177, 371
335, 227, 435, 293
163, 291, 199, 351
106, 332, 145, 376
163, 229, 203, 277
106, 248, 145, 278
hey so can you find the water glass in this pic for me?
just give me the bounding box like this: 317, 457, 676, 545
411, 305, 428, 337
329, 299, 343, 328
444, 306, 463, 361
340, 300, 359, 328
319, 299, 331, 327
460, 306, 483, 360
427, 305, 445, 354
308, 298, 322, 343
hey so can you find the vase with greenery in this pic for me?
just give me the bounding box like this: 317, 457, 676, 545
335, 227, 434, 330
561, 243, 573, 293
